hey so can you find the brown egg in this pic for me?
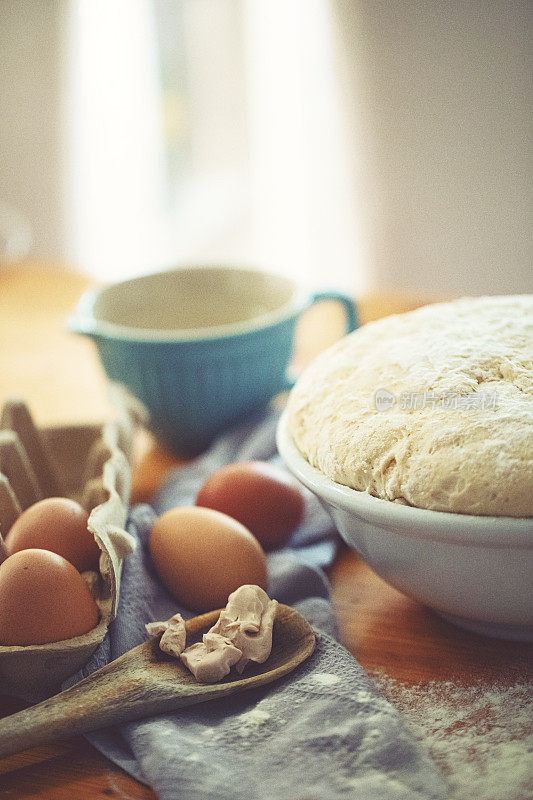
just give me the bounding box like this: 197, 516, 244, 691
5, 497, 100, 572
196, 461, 305, 550
0, 549, 100, 645
150, 506, 267, 611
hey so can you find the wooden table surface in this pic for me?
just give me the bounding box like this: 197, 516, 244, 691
0, 263, 531, 800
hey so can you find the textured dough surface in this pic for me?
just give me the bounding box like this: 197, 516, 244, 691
287, 295, 533, 517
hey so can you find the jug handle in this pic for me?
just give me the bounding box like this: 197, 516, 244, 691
67, 290, 99, 338
282, 290, 358, 392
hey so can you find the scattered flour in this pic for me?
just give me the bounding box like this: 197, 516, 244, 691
312, 672, 341, 686
372, 674, 533, 800
239, 708, 271, 727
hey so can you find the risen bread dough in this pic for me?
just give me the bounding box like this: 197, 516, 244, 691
287, 295, 533, 517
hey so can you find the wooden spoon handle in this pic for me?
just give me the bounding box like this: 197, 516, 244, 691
0, 663, 211, 759
0, 610, 225, 759
0, 669, 143, 758
0, 604, 315, 760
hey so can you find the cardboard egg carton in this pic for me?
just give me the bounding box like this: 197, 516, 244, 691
0, 396, 141, 699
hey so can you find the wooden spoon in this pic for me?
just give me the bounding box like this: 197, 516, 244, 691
0, 603, 315, 760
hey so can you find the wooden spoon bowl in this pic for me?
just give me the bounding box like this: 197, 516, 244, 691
0, 603, 315, 760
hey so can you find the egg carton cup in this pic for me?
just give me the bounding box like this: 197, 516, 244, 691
0, 394, 142, 698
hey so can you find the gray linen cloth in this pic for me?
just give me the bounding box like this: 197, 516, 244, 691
65, 413, 447, 800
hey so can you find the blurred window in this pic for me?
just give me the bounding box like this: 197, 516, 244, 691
69, 0, 361, 290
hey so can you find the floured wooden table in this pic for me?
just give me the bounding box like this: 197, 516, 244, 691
0, 263, 531, 800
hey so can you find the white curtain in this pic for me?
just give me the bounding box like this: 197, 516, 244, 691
0, 0, 363, 290
68, 0, 362, 289
68, 0, 166, 277
2, 0, 530, 295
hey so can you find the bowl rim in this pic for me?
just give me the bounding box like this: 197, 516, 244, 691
68, 265, 310, 343
276, 410, 533, 548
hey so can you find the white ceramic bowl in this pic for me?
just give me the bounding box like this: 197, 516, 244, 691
277, 411, 533, 641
